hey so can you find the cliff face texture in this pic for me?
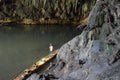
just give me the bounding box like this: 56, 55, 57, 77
0, 0, 95, 24
27, 0, 120, 80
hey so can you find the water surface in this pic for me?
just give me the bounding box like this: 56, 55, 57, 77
0, 24, 80, 80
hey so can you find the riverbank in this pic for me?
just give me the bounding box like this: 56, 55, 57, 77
0, 17, 87, 25
13, 50, 59, 80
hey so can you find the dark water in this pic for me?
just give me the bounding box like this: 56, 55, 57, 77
0, 24, 80, 80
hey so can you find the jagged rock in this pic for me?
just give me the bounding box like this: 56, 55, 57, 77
46, 0, 120, 80
27, 0, 120, 80
26, 73, 40, 80
78, 0, 119, 31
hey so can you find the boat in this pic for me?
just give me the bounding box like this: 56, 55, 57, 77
12, 49, 59, 80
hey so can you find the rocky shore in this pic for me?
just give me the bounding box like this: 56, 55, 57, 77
26, 0, 120, 80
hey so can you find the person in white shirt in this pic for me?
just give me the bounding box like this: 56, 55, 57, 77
49, 43, 53, 52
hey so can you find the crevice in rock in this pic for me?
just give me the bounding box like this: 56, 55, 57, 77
109, 49, 120, 65
79, 59, 86, 68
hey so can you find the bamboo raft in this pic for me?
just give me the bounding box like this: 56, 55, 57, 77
13, 50, 59, 80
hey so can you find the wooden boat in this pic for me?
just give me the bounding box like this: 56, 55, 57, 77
12, 49, 59, 80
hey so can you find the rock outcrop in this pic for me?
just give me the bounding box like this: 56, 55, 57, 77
27, 0, 120, 80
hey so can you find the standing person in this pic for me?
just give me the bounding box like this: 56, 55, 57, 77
49, 43, 53, 52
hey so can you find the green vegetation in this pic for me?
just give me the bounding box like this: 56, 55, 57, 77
0, 0, 96, 24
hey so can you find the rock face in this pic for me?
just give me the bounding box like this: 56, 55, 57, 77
0, 0, 95, 24
26, 73, 40, 80
27, 0, 120, 80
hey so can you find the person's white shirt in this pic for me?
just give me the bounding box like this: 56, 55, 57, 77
49, 44, 53, 52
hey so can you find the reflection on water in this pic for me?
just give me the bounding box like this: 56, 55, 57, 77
0, 24, 80, 80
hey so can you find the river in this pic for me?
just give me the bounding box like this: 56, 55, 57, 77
0, 24, 80, 80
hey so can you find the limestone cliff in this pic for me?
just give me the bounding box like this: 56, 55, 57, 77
0, 0, 95, 24
27, 0, 120, 80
